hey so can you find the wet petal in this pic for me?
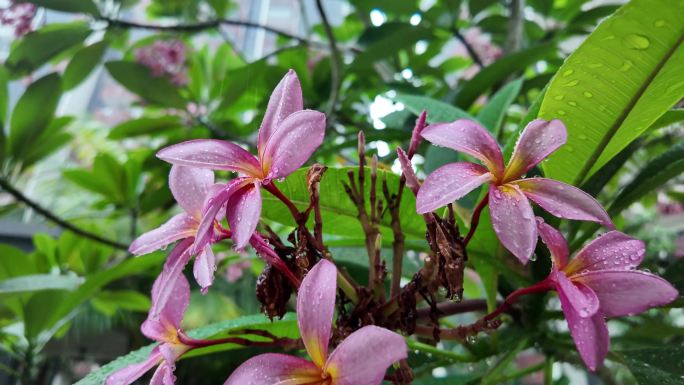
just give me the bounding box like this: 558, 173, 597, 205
149, 238, 193, 322
396, 148, 421, 195
416, 162, 491, 214
503, 119, 566, 181
553, 271, 599, 318
262, 110, 326, 179
106, 348, 163, 385
227, 183, 262, 250
535, 217, 569, 268
193, 245, 216, 293
325, 325, 408, 385
574, 270, 679, 317
258, 70, 304, 160
169, 165, 214, 220
421, 119, 505, 179
557, 285, 609, 372
488, 184, 537, 264
223, 353, 322, 385
142, 270, 190, 342
515, 178, 613, 228
129, 213, 197, 255
564, 231, 645, 276
298, 259, 337, 367
192, 178, 251, 255
157, 139, 261, 176
149, 363, 174, 385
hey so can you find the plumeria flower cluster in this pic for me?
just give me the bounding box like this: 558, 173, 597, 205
135, 40, 189, 86
0, 1, 36, 37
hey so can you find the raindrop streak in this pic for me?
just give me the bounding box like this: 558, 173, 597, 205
619, 60, 633, 71
558, 110, 566, 116
654, 20, 665, 27
563, 69, 574, 77
554, 94, 565, 101
563, 79, 579, 87
623, 34, 650, 50
578, 134, 588, 140
583, 91, 593, 98
567, 101, 578, 107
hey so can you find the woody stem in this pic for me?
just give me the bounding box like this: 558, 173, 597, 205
483, 278, 554, 321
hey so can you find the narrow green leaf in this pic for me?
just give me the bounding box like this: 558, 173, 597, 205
8, 73, 62, 161
477, 78, 523, 133
0, 274, 83, 294
352, 23, 434, 68
540, 0, 684, 185
622, 346, 684, 385
63, 41, 108, 90
454, 42, 556, 108
75, 314, 299, 385
108, 116, 184, 139
5, 22, 91, 77
609, 140, 684, 215
105, 61, 186, 108
22, 0, 100, 15
395, 93, 476, 123
261, 167, 426, 241
21, 116, 74, 169
650, 109, 684, 130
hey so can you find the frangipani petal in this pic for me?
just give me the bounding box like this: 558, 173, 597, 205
106, 348, 163, 385
224, 353, 322, 385
142, 268, 190, 342
574, 270, 678, 317
564, 231, 644, 276
227, 183, 262, 250
421, 119, 505, 179
258, 70, 304, 160
157, 139, 261, 177
558, 285, 609, 372
416, 162, 491, 214
149, 363, 174, 385
515, 178, 613, 228
535, 218, 569, 268
193, 245, 216, 293
130, 213, 197, 255
488, 184, 537, 264
396, 148, 421, 195
297, 259, 337, 367
192, 178, 251, 255
262, 110, 326, 179
503, 119, 566, 181
169, 165, 214, 220
148, 239, 193, 322
325, 325, 408, 385
553, 271, 600, 318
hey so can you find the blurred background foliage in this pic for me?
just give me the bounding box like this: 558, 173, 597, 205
0, 0, 682, 384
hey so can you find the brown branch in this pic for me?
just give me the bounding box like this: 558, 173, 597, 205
314, 0, 343, 118
0, 177, 129, 250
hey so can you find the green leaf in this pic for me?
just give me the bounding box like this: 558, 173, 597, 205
622, 346, 684, 385
22, 0, 100, 15
0, 66, 8, 161
395, 93, 475, 123
650, 109, 684, 130
261, 167, 426, 241
91, 290, 151, 316
454, 42, 556, 108
609, 140, 684, 215
5, 22, 91, 77
105, 61, 186, 108
63, 41, 108, 90
8, 73, 62, 161
21, 116, 74, 169
353, 23, 434, 68
540, 0, 684, 185
0, 274, 83, 294
75, 314, 299, 385
108, 116, 184, 139
477, 78, 523, 133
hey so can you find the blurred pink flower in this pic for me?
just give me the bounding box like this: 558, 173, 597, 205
225, 260, 251, 283
0, 2, 36, 37
135, 40, 189, 86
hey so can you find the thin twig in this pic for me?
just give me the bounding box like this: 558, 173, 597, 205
314, 0, 343, 117
0, 178, 129, 250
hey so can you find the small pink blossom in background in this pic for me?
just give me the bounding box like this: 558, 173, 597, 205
135, 40, 189, 86
536, 218, 678, 371
224, 260, 407, 385
0, 1, 36, 37
515, 352, 545, 385
225, 260, 251, 283
416, 118, 613, 263
455, 27, 503, 80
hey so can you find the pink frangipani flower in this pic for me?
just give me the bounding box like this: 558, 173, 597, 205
416, 118, 614, 263
536, 218, 678, 371
107, 255, 192, 385
156, 69, 326, 252
129, 165, 223, 291
224, 259, 408, 385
